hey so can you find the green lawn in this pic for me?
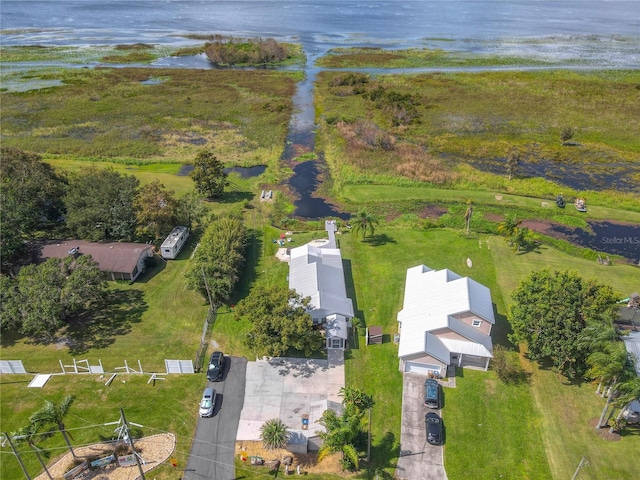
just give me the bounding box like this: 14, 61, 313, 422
341, 226, 640, 479
526, 362, 640, 480
340, 185, 640, 223
0, 250, 208, 480
340, 228, 548, 477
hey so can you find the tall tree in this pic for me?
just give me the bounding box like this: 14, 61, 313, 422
351, 209, 379, 241
509, 269, 619, 379
234, 286, 324, 357
177, 190, 207, 230
64, 167, 139, 242
0, 147, 66, 263
260, 418, 290, 450
30, 396, 76, 458
134, 180, 178, 241
0, 256, 106, 339
11, 422, 53, 479
189, 150, 229, 199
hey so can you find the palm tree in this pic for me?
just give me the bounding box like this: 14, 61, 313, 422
611, 376, 640, 433
596, 355, 636, 428
580, 324, 626, 394
338, 387, 374, 412
497, 215, 522, 240
259, 418, 289, 450
585, 342, 627, 396
464, 200, 473, 234
317, 407, 362, 470
351, 209, 378, 241
30, 395, 76, 458
11, 422, 53, 479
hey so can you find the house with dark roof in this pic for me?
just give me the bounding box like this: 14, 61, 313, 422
397, 265, 495, 377
288, 220, 354, 349
39, 240, 153, 282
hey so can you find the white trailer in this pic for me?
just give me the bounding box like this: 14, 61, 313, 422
161, 226, 189, 259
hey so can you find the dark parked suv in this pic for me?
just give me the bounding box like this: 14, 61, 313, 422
207, 351, 225, 382
424, 378, 441, 409
425, 412, 443, 445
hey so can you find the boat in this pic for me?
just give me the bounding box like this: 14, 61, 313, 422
555, 195, 565, 208
574, 198, 586, 212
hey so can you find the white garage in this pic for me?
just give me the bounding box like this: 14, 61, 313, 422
404, 362, 442, 376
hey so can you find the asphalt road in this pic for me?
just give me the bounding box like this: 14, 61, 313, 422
184, 356, 247, 480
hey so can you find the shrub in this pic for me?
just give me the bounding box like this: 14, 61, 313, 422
492, 345, 528, 384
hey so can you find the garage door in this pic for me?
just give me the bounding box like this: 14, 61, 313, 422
405, 362, 440, 375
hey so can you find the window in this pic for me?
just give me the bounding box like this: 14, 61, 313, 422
472, 319, 482, 327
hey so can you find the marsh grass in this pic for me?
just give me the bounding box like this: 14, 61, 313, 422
1, 67, 296, 163
316, 69, 640, 208
0, 44, 181, 64
316, 47, 564, 68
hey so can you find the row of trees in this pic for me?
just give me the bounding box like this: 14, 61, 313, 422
185, 215, 247, 307
0, 147, 225, 266
508, 269, 640, 430
0, 256, 106, 338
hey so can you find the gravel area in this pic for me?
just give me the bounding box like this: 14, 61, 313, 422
34, 433, 175, 480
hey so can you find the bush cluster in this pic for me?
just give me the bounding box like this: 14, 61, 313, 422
204, 38, 289, 66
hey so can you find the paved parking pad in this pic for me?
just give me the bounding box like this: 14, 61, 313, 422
396, 373, 448, 480
237, 354, 345, 441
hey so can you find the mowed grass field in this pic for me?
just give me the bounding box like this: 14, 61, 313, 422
340, 227, 640, 479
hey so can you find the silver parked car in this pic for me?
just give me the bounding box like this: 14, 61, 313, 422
199, 387, 216, 417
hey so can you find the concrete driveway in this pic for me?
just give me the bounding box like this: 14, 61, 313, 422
237, 351, 345, 441
184, 356, 247, 480
395, 373, 447, 480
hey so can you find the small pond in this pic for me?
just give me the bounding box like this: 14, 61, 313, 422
224, 165, 267, 178
549, 221, 640, 264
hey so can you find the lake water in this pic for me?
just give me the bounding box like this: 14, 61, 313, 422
2, 1, 639, 65
2, 0, 639, 220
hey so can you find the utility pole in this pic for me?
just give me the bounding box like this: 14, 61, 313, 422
3, 432, 32, 480
571, 456, 589, 480
201, 266, 214, 313
367, 407, 371, 463
119, 409, 146, 480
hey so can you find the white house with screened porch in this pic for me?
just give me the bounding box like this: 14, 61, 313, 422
397, 264, 494, 377
288, 220, 354, 350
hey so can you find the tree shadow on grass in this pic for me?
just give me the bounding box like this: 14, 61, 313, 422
64, 289, 147, 355
217, 189, 254, 205
364, 233, 396, 247
357, 431, 399, 479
